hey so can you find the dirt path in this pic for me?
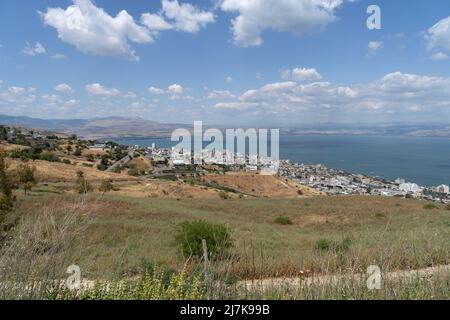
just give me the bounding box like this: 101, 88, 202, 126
238, 265, 450, 291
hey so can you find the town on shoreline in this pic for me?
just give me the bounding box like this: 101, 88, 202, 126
142, 141, 450, 204
2, 124, 449, 204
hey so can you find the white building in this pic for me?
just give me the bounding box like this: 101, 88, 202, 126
399, 183, 420, 193
437, 184, 449, 194
88, 144, 107, 151
173, 159, 188, 166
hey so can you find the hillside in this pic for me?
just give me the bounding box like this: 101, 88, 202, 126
201, 173, 324, 197
0, 115, 183, 139
8, 159, 137, 183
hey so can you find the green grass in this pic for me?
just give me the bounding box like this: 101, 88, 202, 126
274, 216, 293, 225
314, 237, 352, 253
11, 192, 450, 283
423, 203, 439, 210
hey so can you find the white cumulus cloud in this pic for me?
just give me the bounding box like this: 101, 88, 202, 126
168, 84, 184, 94
23, 42, 46, 56
208, 90, 235, 99
282, 67, 323, 81
368, 41, 382, 55
86, 83, 121, 96
41, 0, 153, 61
425, 16, 450, 59
220, 0, 343, 47
148, 86, 165, 95
55, 83, 74, 94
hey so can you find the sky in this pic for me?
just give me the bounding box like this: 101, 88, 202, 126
1, 0, 450, 126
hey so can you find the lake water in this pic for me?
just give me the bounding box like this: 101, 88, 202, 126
116, 135, 450, 187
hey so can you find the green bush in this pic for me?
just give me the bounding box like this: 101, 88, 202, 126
40, 152, 60, 162
128, 167, 140, 176
16, 163, 36, 195
75, 175, 93, 194
274, 216, 293, 225
0, 152, 16, 220
315, 237, 352, 253
423, 203, 438, 210
175, 220, 233, 258
54, 267, 205, 300
10, 148, 41, 161
218, 191, 229, 200
99, 179, 117, 194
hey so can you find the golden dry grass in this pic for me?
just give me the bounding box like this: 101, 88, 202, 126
13, 193, 450, 281
127, 156, 153, 172
8, 159, 137, 183
0, 142, 29, 152
114, 180, 229, 199
201, 173, 323, 197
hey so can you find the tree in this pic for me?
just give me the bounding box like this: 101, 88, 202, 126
97, 154, 110, 171
0, 151, 16, 226
74, 147, 82, 157
99, 179, 114, 195
75, 171, 92, 194
0, 126, 8, 141
17, 163, 37, 195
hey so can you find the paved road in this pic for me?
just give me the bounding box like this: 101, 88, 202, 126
106, 152, 133, 172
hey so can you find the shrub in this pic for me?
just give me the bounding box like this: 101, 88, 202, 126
62, 159, 72, 165
0, 151, 16, 222
175, 220, 233, 258
315, 237, 352, 253
274, 216, 293, 225
67, 267, 205, 300
40, 152, 60, 163
218, 191, 229, 200
16, 163, 37, 195
128, 167, 140, 176
10, 147, 42, 161
99, 179, 115, 194
76, 170, 84, 178
75, 172, 92, 194
423, 203, 438, 210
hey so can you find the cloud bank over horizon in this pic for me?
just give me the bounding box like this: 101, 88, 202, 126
2, 69, 450, 125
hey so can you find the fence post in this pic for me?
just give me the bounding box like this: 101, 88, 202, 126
202, 239, 210, 282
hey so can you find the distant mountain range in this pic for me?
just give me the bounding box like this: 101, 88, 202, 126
0, 115, 184, 139
1, 114, 450, 139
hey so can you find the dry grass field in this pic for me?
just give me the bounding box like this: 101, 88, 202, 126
8, 159, 137, 183
127, 156, 153, 172
114, 180, 229, 199
201, 173, 323, 197
2, 159, 448, 299
12, 191, 450, 282
0, 142, 29, 152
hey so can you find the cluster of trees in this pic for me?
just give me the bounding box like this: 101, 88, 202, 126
0, 126, 8, 141
75, 171, 117, 195
10, 148, 60, 162
0, 152, 37, 243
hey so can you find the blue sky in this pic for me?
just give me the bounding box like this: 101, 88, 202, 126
1, 0, 450, 126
